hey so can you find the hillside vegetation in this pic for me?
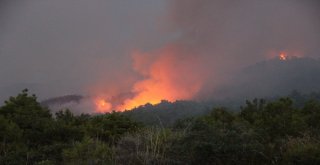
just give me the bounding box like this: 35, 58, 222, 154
1, 90, 320, 164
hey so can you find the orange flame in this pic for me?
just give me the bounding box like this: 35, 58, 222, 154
90, 47, 204, 111
116, 47, 203, 110
279, 52, 288, 61
94, 98, 112, 113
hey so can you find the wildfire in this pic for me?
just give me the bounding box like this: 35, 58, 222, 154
279, 51, 288, 61
267, 50, 303, 61
89, 45, 204, 112
94, 98, 112, 113
91, 47, 203, 112
116, 48, 203, 110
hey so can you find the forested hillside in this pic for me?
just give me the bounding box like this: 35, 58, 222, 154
213, 57, 320, 99
1, 90, 320, 164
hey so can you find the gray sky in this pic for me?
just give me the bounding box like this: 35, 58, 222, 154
1, 0, 320, 104
0, 0, 169, 100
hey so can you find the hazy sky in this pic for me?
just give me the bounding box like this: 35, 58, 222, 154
0, 0, 170, 100
1, 0, 320, 103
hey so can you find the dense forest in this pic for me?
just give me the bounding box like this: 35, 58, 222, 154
1, 89, 320, 165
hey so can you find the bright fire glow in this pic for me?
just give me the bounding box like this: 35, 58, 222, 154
91, 47, 204, 112
116, 48, 203, 110
94, 98, 112, 113
279, 52, 288, 61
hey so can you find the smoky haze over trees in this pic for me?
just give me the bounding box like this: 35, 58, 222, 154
1, 0, 320, 110
1, 1, 320, 164
170, 0, 320, 98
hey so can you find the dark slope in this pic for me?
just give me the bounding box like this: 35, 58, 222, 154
216, 57, 320, 99
41, 95, 84, 107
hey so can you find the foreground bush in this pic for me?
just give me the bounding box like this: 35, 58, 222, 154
1, 90, 320, 164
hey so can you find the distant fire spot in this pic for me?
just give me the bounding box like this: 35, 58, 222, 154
279, 52, 288, 61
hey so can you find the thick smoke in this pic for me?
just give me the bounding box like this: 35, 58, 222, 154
116, 46, 204, 110
1, 0, 320, 112
101, 0, 320, 111
167, 0, 320, 99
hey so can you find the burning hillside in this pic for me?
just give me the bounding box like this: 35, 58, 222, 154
90, 46, 205, 112
29, 0, 320, 114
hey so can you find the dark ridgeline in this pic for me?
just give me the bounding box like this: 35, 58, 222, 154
41, 95, 84, 107
212, 57, 320, 99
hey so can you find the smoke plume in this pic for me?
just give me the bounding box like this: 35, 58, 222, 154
1, 0, 320, 112
107, 0, 320, 111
